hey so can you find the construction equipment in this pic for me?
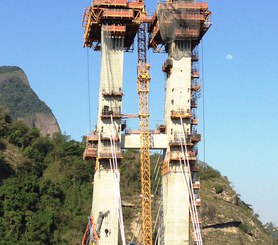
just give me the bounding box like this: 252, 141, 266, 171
137, 22, 152, 245
81, 211, 110, 245
81, 0, 211, 244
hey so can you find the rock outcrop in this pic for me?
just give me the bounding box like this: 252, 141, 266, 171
0, 66, 60, 136
0, 66, 29, 86
23, 112, 60, 137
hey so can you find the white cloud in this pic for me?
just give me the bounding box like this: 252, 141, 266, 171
226, 54, 233, 60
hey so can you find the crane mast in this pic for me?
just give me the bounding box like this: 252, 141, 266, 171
137, 23, 152, 245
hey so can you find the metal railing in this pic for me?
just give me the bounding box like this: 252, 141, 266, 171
102, 87, 123, 96
101, 106, 121, 117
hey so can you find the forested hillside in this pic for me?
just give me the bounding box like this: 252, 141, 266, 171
0, 107, 275, 244
0, 107, 91, 244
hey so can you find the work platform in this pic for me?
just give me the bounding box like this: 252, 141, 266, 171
120, 132, 201, 149
82, 0, 146, 50
148, 1, 211, 51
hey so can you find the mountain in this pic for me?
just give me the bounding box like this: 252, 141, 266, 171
198, 162, 273, 245
0, 66, 60, 136
120, 157, 274, 245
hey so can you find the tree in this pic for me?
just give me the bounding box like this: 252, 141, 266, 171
8, 120, 30, 148
0, 107, 12, 137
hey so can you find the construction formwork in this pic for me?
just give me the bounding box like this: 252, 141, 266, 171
82, 0, 146, 51
148, 0, 211, 52
148, 0, 211, 244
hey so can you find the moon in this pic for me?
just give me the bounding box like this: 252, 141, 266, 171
226, 54, 233, 60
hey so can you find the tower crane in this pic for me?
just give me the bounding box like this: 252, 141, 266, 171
137, 21, 153, 245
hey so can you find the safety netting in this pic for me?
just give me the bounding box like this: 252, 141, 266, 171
157, 0, 202, 43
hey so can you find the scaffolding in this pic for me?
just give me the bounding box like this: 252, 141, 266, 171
148, 1, 211, 51
82, 0, 146, 50
82, 0, 212, 244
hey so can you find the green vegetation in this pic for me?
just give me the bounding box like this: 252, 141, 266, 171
199, 163, 221, 180
214, 184, 224, 194
239, 223, 249, 233
0, 108, 156, 244
199, 163, 273, 244
0, 108, 91, 244
0, 66, 60, 137
0, 78, 51, 120
0, 108, 274, 244
0, 66, 22, 75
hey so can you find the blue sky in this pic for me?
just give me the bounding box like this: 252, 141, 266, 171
1, 0, 278, 225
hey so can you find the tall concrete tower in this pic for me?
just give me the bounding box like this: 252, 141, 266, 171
149, 1, 211, 244
90, 26, 124, 244
81, 0, 211, 244
82, 0, 146, 244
